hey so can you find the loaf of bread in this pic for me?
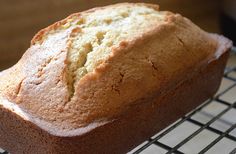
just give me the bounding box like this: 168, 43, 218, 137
0, 3, 232, 154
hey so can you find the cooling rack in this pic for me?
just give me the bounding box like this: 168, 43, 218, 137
1, 49, 236, 154
129, 48, 236, 154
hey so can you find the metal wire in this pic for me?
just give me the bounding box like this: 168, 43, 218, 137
1, 50, 236, 154
132, 49, 236, 154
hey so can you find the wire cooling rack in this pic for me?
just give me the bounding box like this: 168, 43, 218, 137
1, 49, 236, 154
129, 49, 236, 154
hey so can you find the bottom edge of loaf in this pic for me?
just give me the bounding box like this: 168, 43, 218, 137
0, 49, 229, 154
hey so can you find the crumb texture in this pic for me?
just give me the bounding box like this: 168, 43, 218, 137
0, 3, 220, 130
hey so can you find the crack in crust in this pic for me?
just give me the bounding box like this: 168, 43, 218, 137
149, 60, 158, 71
111, 72, 124, 95
66, 28, 85, 101
176, 35, 189, 52
15, 78, 25, 96
37, 57, 54, 78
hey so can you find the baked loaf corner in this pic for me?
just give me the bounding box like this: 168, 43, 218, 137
0, 3, 232, 133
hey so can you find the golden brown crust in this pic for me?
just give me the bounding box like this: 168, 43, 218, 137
0, 3, 232, 133
0, 48, 230, 153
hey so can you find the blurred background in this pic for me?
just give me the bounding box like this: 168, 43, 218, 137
0, 0, 235, 70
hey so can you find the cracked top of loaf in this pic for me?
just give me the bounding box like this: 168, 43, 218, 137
0, 3, 231, 134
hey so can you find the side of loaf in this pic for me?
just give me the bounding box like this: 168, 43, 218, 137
0, 3, 232, 154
